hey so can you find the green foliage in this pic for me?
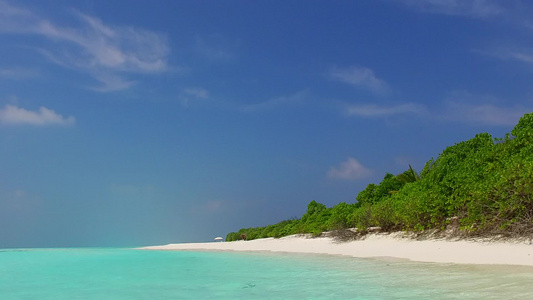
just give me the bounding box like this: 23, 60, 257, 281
511, 111, 533, 137
356, 173, 404, 206
386, 112, 533, 234
368, 198, 397, 230
302, 200, 326, 219
355, 184, 376, 207
396, 165, 420, 183
225, 232, 241, 241
327, 202, 357, 229
227, 112, 533, 240
351, 204, 373, 230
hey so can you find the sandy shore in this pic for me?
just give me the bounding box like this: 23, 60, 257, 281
141, 233, 533, 266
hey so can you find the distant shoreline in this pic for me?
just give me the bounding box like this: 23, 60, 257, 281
141, 233, 533, 267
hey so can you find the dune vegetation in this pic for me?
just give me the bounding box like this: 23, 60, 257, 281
226, 112, 533, 242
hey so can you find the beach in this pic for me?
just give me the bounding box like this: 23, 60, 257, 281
142, 233, 533, 266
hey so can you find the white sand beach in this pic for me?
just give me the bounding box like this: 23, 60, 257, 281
142, 233, 533, 266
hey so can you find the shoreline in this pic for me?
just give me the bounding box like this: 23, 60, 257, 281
141, 233, 533, 266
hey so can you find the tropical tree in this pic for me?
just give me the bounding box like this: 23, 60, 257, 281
396, 165, 421, 183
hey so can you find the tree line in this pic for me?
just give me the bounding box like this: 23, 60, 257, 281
226, 112, 533, 241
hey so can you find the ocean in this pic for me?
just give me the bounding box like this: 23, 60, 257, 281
1, 248, 531, 299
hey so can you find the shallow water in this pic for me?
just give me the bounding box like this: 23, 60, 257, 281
0, 248, 531, 299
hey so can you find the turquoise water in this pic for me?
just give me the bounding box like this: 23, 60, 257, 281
1, 248, 532, 299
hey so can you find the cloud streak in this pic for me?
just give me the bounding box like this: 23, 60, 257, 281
0, 104, 75, 126
340, 91, 529, 127
481, 47, 533, 67
443, 101, 527, 126
0, 1, 169, 92
396, 0, 504, 18
344, 102, 426, 117
440, 91, 530, 126
330, 66, 391, 96
327, 157, 373, 181
195, 35, 235, 61
183, 88, 210, 99
180, 87, 210, 107
240, 90, 308, 112
0, 67, 38, 80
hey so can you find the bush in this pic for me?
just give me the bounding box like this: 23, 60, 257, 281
226, 112, 533, 240
327, 202, 357, 229
352, 204, 373, 230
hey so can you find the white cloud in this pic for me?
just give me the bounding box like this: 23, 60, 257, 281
340, 90, 529, 127
439, 91, 530, 126
483, 47, 533, 66
344, 102, 426, 117
509, 52, 533, 64
0, 67, 38, 79
195, 35, 235, 61
0, 104, 75, 126
443, 101, 527, 126
184, 88, 210, 99
240, 90, 308, 112
180, 87, 210, 107
327, 157, 373, 181
330, 66, 391, 96
91, 72, 136, 92
0, 0, 40, 33
0, 1, 169, 92
396, 0, 504, 18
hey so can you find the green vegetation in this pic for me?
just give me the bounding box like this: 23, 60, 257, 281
226, 112, 533, 241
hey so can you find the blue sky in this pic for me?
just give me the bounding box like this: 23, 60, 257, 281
1, 0, 532, 247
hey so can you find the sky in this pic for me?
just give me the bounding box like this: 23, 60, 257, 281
1, 0, 533, 248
